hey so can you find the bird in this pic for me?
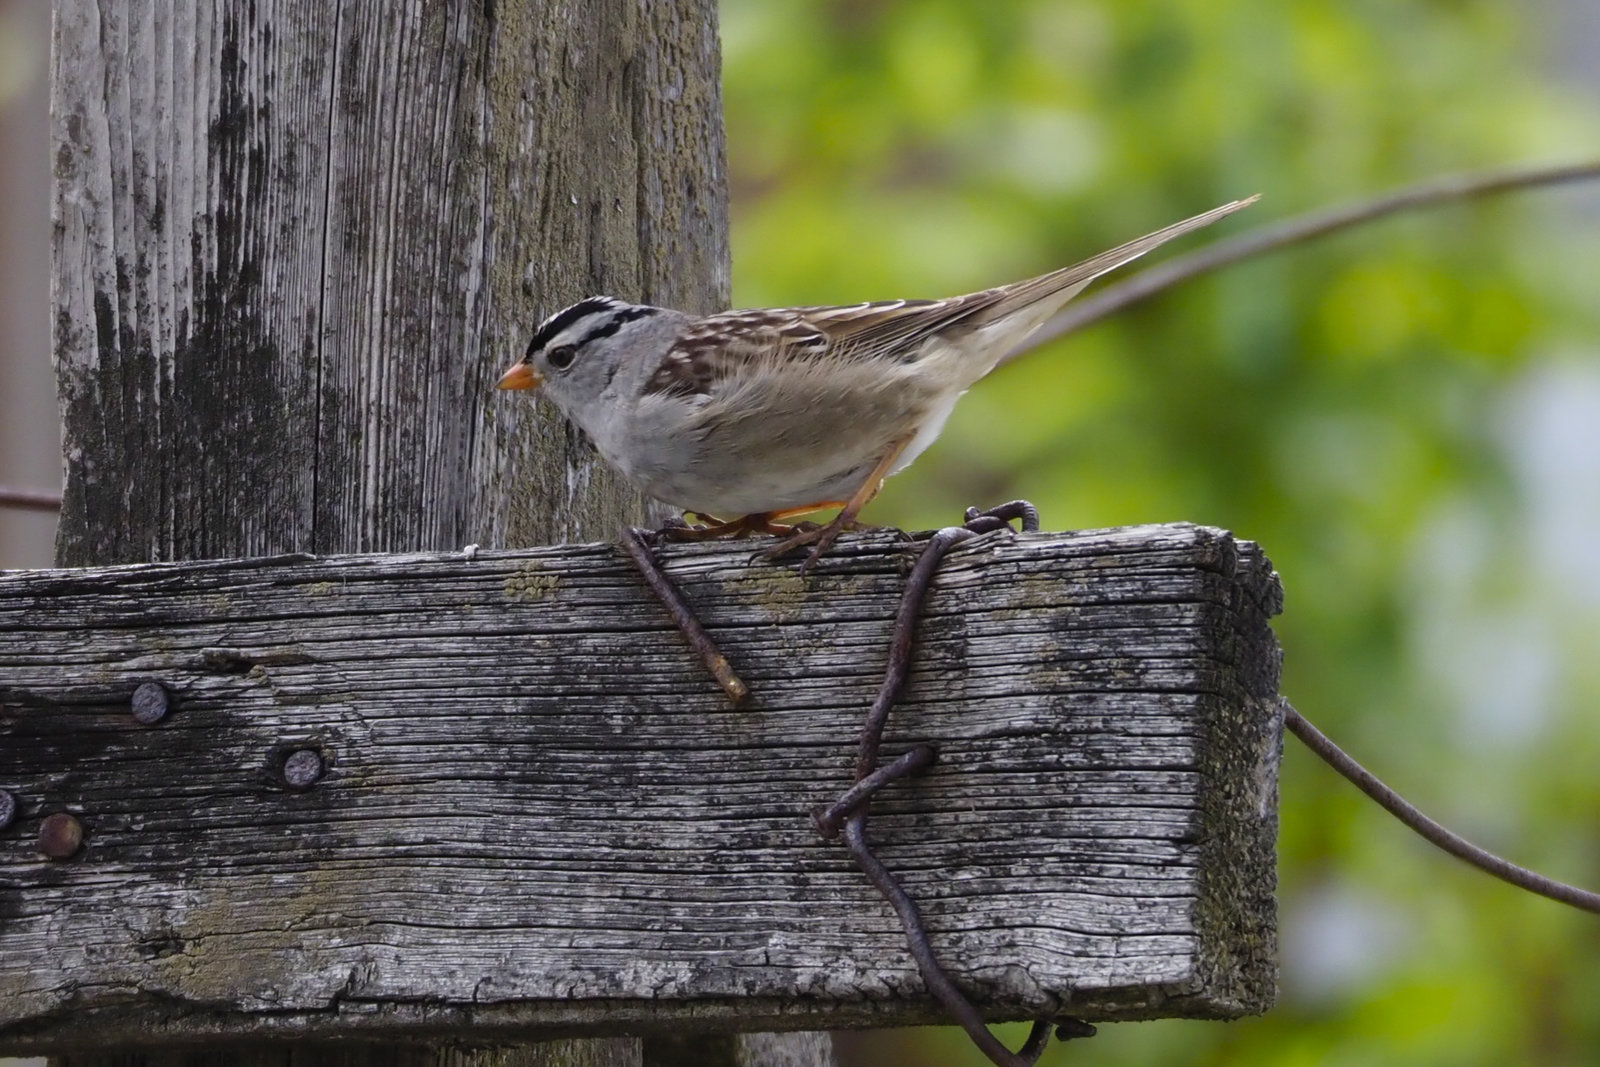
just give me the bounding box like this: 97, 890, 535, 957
498, 196, 1257, 571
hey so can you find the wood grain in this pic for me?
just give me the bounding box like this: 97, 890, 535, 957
0, 523, 1283, 1052
50, 0, 727, 567
47, 0, 755, 1061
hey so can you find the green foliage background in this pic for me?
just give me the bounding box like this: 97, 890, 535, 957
719, 1, 1600, 1064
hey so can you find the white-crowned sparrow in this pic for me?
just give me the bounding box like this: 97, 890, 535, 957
499, 196, 1256, 568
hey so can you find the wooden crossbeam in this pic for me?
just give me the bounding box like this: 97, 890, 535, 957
0, 523, 1283, 1053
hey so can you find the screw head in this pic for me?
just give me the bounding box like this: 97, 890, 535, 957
131, 681, 170, 724
0, 789, 15, 831
282, 749, 324, 789
39, 812, 83, 859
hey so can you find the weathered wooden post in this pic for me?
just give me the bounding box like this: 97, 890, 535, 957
1, 2, 1286, 1065
2, 525, 1284, 1058
50, 0, 726, 567
29, 1, 824, 1064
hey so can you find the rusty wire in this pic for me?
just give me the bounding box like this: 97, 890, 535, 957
621, 526, 750, 707
623, 499, 1600, 1064
1284, 701, 1600, 913
812, 501, 1094, 1067
621, 501, 1092, 1067
0, 486, 62, 512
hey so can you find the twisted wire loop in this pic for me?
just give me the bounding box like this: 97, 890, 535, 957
622, 503, 1085, 1065
815, 502, 1093, 1067
622, 499, 1600, 1067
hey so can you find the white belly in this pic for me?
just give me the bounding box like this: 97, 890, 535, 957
605, 357, 972, 518
612, 392, 964, 517
892, 390, 962, 476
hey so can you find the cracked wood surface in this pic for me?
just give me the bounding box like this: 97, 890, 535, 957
43, 0, 794, 1061
0, 523, 1283, 1052
51, 0, 727, 568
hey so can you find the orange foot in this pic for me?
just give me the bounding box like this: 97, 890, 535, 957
759, 512, 870, 573
760, 433, 914, 574
660, 503, 846, 542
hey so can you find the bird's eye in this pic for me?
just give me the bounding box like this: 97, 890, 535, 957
546, 344, 577, 371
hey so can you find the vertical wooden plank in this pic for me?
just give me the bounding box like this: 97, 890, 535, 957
51, 0, 731, 566
52, 0, 339, 564
46, 0, 809, 1064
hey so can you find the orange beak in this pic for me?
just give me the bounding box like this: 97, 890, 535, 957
496, 362, 542, 391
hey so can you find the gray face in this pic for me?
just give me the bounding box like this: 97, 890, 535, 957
519, 297, 668, 433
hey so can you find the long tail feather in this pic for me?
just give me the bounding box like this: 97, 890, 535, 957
984, 195, 1261, 320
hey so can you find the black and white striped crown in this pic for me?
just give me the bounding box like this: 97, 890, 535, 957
525, 297, 661, 361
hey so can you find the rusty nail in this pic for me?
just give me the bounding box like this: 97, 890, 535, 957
39, 812, 83, 859
619, 526, 750, 707
0, 789, 15, 831
131, 681, 170, 724
283, 749, 324, 789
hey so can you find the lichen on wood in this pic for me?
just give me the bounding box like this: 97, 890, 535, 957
0, 523, 1282, 1052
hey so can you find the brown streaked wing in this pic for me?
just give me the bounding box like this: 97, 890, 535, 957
805, 290, 1009, 361
644, 311, 829, 398
643, 294, 1005, 398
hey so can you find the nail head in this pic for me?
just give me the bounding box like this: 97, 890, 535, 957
283, 749, 324, 789
131, 681, 170, 724
39, 812, 83, 859
0, 790, 15, 831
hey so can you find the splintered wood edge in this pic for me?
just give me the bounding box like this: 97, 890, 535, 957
0, 523, 1284, 1049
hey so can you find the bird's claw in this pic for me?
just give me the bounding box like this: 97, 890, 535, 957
759, 518, 869, 573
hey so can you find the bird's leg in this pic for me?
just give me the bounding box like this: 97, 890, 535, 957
659, 513, 764, 541
766, 503, 848, 526
660, 504, 846, 542
762, 435, 913, 573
